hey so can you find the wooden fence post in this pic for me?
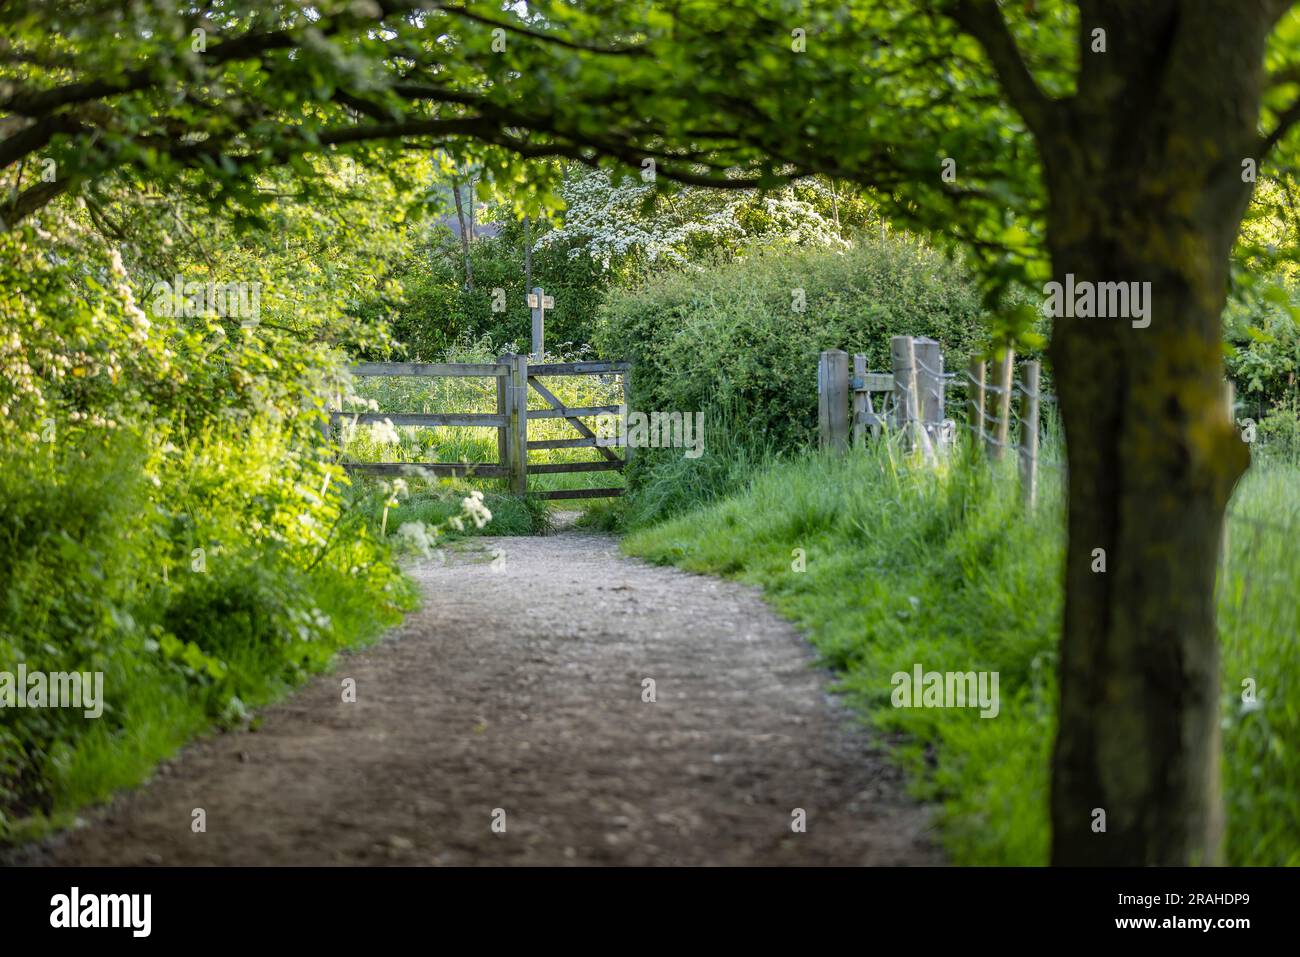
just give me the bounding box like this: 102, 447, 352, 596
889, 336, 913, 434
818, 349, 849, 452
508, 353, 528, 495
1019, 360, 1040, 509
852, 353, 868, 448
967, 358, 986, 454
992, 347, 1015, 461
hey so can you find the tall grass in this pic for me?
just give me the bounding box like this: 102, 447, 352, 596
1218, 462, 1300, 864
622, 437, 1300, 865
587, 397, 780, 531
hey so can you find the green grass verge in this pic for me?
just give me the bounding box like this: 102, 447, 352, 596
621, 440, 1300, 865
1, 435, 420, 845
3, 555, 415, 846
7, 562, 409, 844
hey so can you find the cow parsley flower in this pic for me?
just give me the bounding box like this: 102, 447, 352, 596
461, 489, 492, 528
370, 417, 400, 446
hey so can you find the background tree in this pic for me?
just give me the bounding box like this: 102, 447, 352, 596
535, 166, 865, 269
451, 173, 475, 291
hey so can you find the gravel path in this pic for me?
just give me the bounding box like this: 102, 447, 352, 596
19, 530, 939, 866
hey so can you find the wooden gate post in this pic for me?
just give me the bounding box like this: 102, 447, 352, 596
993, 346, 1015, 461
890, 336, 914, 443
913, 336, 944, 452
1019, 360, 1041, 509
967, 358, 986, 454
508, 353, 529, 495
818, 349, 849, 452
890, 336, 935, 460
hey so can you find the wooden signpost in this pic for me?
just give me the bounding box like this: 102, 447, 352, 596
528, 286, 554, 359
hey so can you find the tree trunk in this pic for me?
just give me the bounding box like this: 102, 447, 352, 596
452, 178, 474, 291
468, 175, 476, 243
1047, 243, 1249, 864
1041, 13, 1266, 856
523, 214, 533, 294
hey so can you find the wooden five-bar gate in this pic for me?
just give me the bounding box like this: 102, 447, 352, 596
329, 354, 630, 500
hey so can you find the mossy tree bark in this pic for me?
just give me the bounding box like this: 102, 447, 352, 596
1002, 2, 1281, 864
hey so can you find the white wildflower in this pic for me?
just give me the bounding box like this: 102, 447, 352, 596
461, 489, 492, 529
395, 521, 435, 557
370, 418, 400, 446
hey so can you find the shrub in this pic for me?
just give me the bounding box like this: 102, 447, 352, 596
0, 220, 414, 839
1255, 394, 1300, 460
593, 235, 990, 456
1224, 277, 1300, 415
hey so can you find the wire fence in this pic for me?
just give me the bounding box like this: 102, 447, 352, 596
819, 344, 1066, 502
818, 343, 1279, 500
955, 361, 1067, 476
822, 344, 1296, 605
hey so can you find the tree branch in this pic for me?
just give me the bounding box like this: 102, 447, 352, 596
945, 0, 1059, 140
1261, 94, 1300, 156
0, 114, 86, 168
0, 176, 71, 227
0, 29, 302, 116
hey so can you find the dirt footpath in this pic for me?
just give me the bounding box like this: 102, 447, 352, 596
19, 530, 939, 866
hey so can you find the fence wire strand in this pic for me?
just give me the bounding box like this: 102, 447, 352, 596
835, 353, 1068, 480
955, 368, 1057, 404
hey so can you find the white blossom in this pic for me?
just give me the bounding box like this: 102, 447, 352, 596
536, 168, 849, 270
461, 488, 492, 528
370, 417, 400, 446
396, 521, 435, 557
